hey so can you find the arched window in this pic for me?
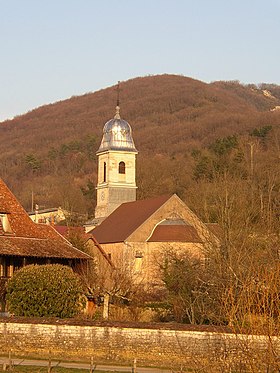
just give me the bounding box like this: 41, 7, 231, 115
118, 161, 125, 174
103, 162, 106, 182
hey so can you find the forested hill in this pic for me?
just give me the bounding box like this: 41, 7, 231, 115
1, 74, 280, 221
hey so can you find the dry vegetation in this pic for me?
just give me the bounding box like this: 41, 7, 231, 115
1, 77, 280, 371
1, 74, 280, 339
0, 74, 279, 221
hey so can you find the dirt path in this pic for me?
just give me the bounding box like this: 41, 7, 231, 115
0, 356, 171, 373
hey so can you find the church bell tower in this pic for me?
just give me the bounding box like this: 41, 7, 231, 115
95, 103, 138, 221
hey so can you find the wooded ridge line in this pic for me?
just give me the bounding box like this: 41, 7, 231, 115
0, 74, 279, 220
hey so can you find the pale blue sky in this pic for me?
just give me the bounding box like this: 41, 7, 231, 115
0, 0, 279, 121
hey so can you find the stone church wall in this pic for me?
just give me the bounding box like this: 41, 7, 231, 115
102, 240, 204, 287
0, 321, 279, 369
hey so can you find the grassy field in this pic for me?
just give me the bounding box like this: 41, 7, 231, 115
0, 366, 127, 373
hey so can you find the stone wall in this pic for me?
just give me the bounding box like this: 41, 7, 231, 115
0, 322, 279, 369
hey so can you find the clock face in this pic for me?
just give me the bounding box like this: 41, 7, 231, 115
101, 191, 105, 201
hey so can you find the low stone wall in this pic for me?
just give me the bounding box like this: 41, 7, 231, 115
0, 321, 279, 369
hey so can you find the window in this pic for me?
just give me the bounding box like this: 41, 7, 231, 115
0, 257, 12, 278
134, 251, 143, 273
0, 214, 12, 234
103, 162, 107, 182
118, 161, 125, 174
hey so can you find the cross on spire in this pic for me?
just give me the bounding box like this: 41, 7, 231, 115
114, 81, 121, 119
116, 80, 120, 107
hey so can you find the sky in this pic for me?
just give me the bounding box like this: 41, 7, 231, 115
1, 0, 279, 121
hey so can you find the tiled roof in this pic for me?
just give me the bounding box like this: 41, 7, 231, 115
148, 224, 202, 243
0, 179, 90, 259
90, 195, 171, 244
54, 225, 86, 238
0, 236, 87, 259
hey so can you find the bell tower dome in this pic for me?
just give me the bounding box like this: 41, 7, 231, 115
95, 104, 138, 220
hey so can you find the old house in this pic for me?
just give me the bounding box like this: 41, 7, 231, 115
0, 178, 91, 311
28, 206, 66, 224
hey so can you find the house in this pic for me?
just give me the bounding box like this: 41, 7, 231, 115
53, 225, 115, 317
28, 206, 66, 224
0, 178, 91, 311
85, 236, 115, 292
53, 226, 115, 295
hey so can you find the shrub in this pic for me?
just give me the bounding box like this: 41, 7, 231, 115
6, 264, 85, 318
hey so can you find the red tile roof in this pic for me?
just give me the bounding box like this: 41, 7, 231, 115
54, 225, 86, 238
148, 224, 202, 243
90, 195, 171, 244
0, 179, 90, 259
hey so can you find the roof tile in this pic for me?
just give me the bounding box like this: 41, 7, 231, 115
0, 179, 90, 259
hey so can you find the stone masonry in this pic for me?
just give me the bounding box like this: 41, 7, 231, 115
0, 322, 279, 369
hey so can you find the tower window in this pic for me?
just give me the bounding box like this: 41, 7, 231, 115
103, 162, 107, 182
119, 161, 125, 174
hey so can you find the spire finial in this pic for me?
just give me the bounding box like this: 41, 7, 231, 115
114, 81, 121, 119
116, 81, 120, 107
114, 105, 120, 119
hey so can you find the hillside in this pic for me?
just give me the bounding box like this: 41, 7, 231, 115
1, 74, 280, 221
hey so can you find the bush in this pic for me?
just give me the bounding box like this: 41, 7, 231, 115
6, 264, 85, 318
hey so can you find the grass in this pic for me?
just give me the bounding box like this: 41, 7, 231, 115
0, 366, 127, 373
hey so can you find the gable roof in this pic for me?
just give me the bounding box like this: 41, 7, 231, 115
90, 195, 171, 244
86, 236, 115, 268
53, 225, 114, 268
0, 179, 90, 260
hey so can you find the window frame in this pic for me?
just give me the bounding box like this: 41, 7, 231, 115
118, 161, 126, 174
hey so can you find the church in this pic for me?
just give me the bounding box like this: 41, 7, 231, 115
88, 104, 220, 289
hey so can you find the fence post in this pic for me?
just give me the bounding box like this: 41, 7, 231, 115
48, 350, 52, 373
103, 293, 109, 320
8, 350, 12, 371
132, 357, 137, 373
89, 356, 95, 373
